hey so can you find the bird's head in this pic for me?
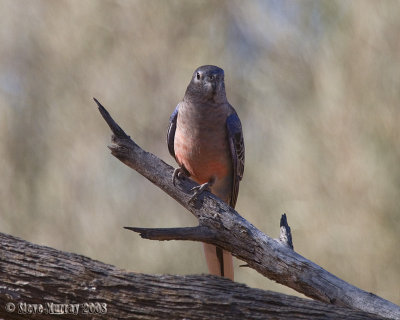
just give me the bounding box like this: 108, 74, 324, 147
184, 65, 226, 104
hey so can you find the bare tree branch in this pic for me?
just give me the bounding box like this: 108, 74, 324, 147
124, 226, 218, 242
0, 232, 387, 320
278, 213, 294, 249
94, 98, 400, 319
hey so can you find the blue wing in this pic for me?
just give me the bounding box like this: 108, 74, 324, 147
167, 104, 179, 159
226, 109, 245, 208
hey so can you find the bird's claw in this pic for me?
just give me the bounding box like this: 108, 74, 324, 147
172, 168, 181, 186
188, 182, 211, 204
172, 167, 190, 186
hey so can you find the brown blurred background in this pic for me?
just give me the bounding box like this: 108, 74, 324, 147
0, 0, 399, 303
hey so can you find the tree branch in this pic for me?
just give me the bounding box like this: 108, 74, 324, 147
0, 232, 387, 320
94, 98, 400, 319
124, 226, 218, 242
278, 213, 294, 249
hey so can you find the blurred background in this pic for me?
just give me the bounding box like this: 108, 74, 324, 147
1, 0, 399, 303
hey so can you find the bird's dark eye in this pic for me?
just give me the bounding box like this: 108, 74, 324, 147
209, 75, 214, 80
196, 72, 201, 80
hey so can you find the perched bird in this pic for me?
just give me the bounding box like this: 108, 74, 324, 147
167, 65, 245, 280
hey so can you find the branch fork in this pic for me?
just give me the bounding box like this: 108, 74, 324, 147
94, 98, 400, 319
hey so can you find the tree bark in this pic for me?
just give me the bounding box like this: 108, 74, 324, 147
0, 232, 387, 320
92, 98, 400, 319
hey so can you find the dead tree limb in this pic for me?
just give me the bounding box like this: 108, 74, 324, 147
94, 98, 400, 319
0, 232, 388, 320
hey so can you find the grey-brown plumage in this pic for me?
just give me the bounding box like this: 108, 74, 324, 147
167, 65, 245, 280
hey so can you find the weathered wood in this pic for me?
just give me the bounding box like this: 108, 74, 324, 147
0, 233, 387, 320
278, 213, 293, 249
94, 98, 400, 319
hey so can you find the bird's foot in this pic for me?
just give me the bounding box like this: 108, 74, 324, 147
172, 168, 182, 186
172, 167, 189, 185
188, 179, 214, 204
189, 182, 210, 204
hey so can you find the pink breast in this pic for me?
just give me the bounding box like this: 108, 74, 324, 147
174, 129, 229, 184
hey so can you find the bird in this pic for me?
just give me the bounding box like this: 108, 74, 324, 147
167, 65, 245, 280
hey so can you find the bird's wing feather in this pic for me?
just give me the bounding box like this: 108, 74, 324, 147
167, 104, 179, 159
226, 110, 245, 208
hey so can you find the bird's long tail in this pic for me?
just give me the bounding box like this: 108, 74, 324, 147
203, 243, 234, 280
